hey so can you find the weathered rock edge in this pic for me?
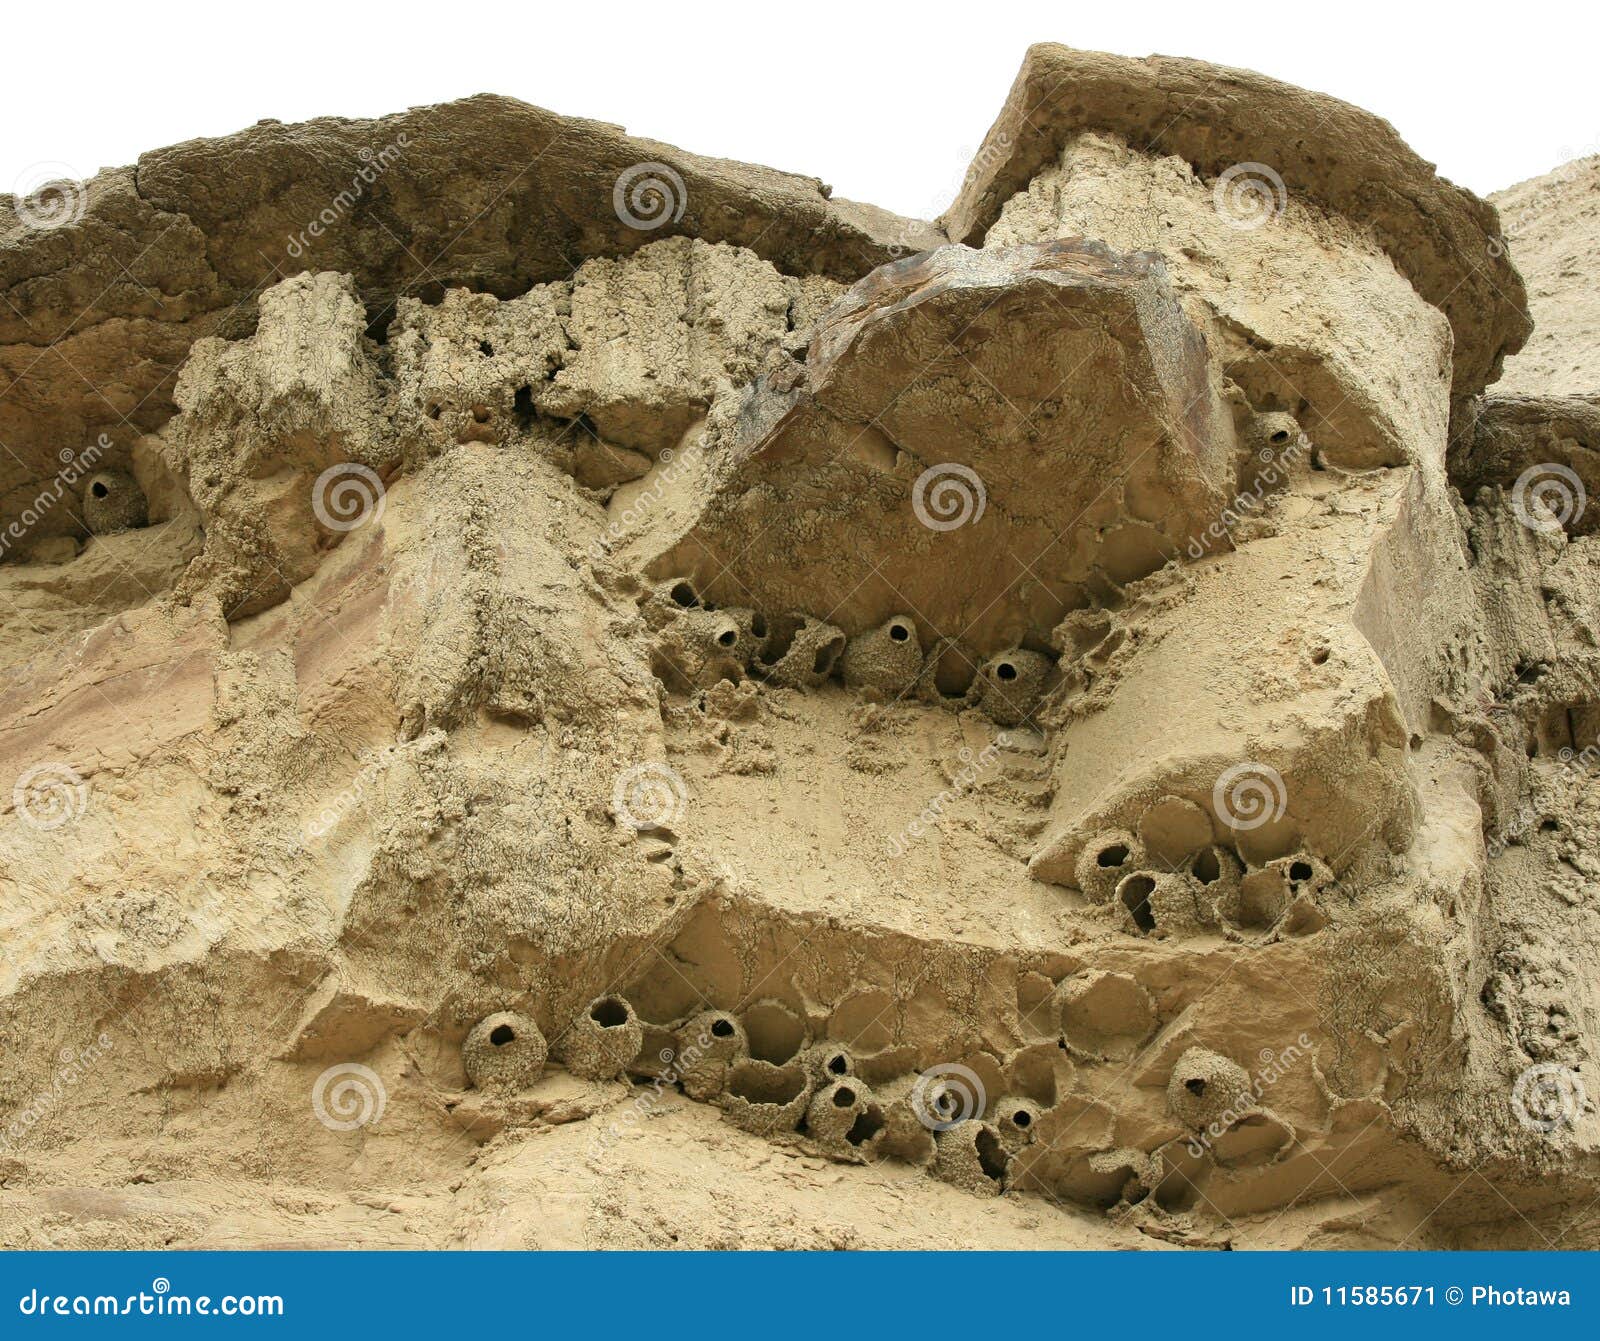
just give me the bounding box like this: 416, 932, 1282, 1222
0, 92, 943, 481
940, 43, 1531, 402
1450, 393, 1600, 533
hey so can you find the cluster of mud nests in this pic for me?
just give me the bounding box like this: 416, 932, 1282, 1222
645, 578, 1053, 726
459, 980, 1296, 1211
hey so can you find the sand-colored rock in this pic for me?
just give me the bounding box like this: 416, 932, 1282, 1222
648, 239, 1236, 660
940, 43, 1528, 404
0, 95, 939, 553
2, 47, 1599, 1255
1492, 156, 1600, 397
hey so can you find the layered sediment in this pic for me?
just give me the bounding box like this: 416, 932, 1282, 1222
1, 46, 1596, 1251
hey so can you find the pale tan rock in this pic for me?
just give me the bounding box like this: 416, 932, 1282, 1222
940, 43, 1528, 403
1492, 156, 1600, 396
4, 49, 1600, 1256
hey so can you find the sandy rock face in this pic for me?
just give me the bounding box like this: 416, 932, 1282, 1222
2, 47, 1599, 1252
652, 239, 1235, 656
941, 43, 1529, 406
1492, 155, 1600, 397
0, 95, 937, 557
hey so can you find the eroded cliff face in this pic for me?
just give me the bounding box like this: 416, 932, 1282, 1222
1, 47, 1597, 1251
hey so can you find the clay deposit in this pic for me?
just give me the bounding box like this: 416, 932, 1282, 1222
1, 45, 1597, 1250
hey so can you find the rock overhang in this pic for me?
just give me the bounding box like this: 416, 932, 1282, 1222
0, 50, 1531, 551
0, 92, 943, 538
648, 238, 1237, 657
939, 43, 1532, 405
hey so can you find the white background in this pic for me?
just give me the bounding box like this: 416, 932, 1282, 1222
3, 0, 1595, 214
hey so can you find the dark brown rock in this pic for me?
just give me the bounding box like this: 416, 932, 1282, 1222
1450, 393, 1600, 534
